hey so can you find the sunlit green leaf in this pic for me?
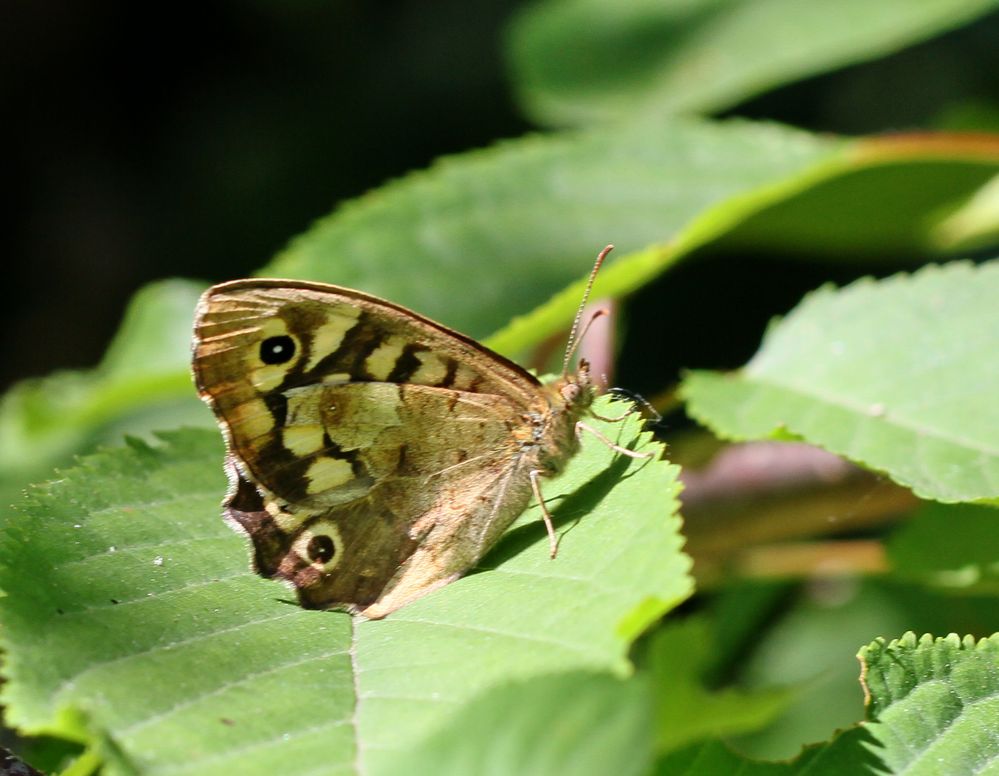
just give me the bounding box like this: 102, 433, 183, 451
507, 0, 999, 125
0, 398, 689, 775
860, 632, 999, 773
682, 260, 999, 503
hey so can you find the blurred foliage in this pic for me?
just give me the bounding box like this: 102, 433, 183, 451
4, 2, 999, 774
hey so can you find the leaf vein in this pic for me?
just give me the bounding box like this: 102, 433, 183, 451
119, 647, 350, 736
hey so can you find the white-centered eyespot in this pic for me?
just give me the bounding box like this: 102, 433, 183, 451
259, 334, 297, 365
291, 520, 343, 573
246, 320, 303, 391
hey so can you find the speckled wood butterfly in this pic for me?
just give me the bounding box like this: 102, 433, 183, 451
192, 246, 649, 618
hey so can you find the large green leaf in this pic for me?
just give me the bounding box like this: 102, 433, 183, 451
0, 397, 689, 775
0, 280, 211, 510
263, 118, 838, 341
390, 671, 654, 776
682, 260, 999, 503
859, 632, 999, 774
506, 0, 999, 126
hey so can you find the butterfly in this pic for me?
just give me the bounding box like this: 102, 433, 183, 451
191, 246, 649, 618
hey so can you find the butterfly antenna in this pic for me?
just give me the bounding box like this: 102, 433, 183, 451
562, 244, 614, 377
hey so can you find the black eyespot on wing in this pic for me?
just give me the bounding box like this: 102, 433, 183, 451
260, 335, 296, 365
307, 534, 336, 564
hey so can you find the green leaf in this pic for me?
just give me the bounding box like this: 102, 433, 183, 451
0, 397, 690, 775
655, 727, 881, 775
681, 260, 999, 503
932, 171, 999, 252
859, 632, 999, 774
888, 502, 999, 591
650, 620, 790, 754
389, 671, 654, 776
728, 581, 907, 761
506, 0, 999, 126
263, 117, 839, 344
712, 140, 999, 261
0, 280, 211, 508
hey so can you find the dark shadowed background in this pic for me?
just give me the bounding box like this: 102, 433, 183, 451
5, 0, 999, 391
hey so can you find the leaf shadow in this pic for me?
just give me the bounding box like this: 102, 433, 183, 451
474, 449, 642, 572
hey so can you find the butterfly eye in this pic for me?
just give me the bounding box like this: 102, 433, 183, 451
560, 382, 581, 402
260, 335, 296, 365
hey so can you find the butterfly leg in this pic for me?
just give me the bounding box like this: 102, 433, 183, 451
588, 406, 632, 423
529, 469, 560, 559
575, 421, 653, 459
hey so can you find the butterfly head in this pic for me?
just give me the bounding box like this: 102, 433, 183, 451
557, 356, 594, 407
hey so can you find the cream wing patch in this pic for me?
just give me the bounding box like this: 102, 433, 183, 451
230, 398, 277, 449
364, 337, 407, 381
283, 425, 326, 456
450, 363, 481, 391
410, 351, 448, 385
306, 457, 355, 493
305, 305, 363, 371
266, 501, 310, 532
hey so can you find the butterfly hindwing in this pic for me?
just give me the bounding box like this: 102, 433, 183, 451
219, 380, 539, 614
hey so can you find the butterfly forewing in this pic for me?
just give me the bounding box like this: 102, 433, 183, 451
194, 281, 543, 496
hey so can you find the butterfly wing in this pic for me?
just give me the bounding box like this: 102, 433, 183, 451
193, 279, 549, 616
